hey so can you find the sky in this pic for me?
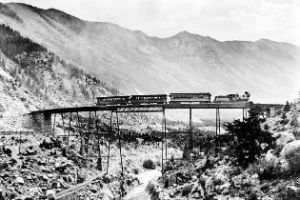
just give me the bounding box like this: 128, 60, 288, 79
1, 0, 300, 45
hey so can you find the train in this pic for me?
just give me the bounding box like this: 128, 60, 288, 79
96, 92, 250, 106
214, 93, 249, 103
169, 93, 211, 104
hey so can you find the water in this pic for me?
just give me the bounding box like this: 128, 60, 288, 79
124, 169, 161, 200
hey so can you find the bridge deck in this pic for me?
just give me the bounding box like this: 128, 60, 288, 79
30, 103, 256, 115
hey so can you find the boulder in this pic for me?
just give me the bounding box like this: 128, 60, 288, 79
22, 146, 38, 156
146, 181, 161, 200
279, 185, 300, 199
191, 192, 200, 198
46, 190, 56, 200
220, 182, 231, 194
279, 158, 290, 174
15, 177, 24, 184
55, 161, 74, 174
280, 140, 300, 173
287, 185, 299, 193
2, 146, 12, 157
143, 159, 156, 169
102, 174, 113, 183
0, 186, 5, 200
182, 183, 195, 196
191, 175, 197, 182
280, 140, 300, 157
40, 137, 61, 150
27, 187, 42, 196
89, 184, 98, 193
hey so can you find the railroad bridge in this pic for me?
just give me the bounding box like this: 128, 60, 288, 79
27, 102, 283, 134
24, 102, 283, 173
28, 103, 250, 135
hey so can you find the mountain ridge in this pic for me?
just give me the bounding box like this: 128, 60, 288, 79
3, 2, 299, 46
0, 2, 299, 104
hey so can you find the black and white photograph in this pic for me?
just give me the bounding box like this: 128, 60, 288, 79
0, 0, 300, 199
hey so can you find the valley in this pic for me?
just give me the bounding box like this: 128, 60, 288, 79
0, 1, 300, 200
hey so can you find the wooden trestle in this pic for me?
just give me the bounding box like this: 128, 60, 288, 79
28, 102, 283, 176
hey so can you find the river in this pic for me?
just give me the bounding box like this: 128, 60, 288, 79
124, 169, 161, 200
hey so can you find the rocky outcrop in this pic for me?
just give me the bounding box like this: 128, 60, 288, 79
280, 140, 300, 174
280, 140, 300, 158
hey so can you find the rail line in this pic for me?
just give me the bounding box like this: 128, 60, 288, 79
55, 176, 102, 199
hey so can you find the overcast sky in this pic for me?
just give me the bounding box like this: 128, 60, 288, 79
2, 0, 300, 45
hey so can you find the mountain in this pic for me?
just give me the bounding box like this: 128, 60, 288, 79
0, 23, 117, 129
0, 2, 300, 106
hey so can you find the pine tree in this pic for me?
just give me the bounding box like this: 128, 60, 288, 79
280, 112, 289, 125
225, 106, 276, 168
283, 101, 291, 113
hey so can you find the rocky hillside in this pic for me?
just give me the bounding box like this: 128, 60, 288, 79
0, 3, 299, 103
0, 24, 118, 130
265, 95, 300, 141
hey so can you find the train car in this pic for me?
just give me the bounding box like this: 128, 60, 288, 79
96, 96, 130, 106
213, 95, 231, 103
214, 93, 249, 103
169, 93, 211, 104
130, 94, 167, 105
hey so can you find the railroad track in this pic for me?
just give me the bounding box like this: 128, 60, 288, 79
55, 176, 102, 199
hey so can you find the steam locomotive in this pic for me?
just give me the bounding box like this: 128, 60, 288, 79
96, 92, 250, 106
214, 93, 249, 103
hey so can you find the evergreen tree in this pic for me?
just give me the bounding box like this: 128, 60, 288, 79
291, 113, 299, 128
225, 106, 276, 168
280, 112, 289, 125
283, 101, 291, 113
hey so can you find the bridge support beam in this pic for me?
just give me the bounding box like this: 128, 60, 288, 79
116, 110, 124, 176
163, 109, 167, 159
243, 108, 248, 121
188, 108, 193, 155
106, 111, 113, 174
95, 111, 102, 171
215, 108, 221, 154
24, 113, 53, 135
43, 113, 52, 135
161, 108, 167, 175
68, 113, 72, 145
182, 108, 193, 159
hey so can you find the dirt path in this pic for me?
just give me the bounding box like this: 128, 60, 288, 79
124, 169, 161, 200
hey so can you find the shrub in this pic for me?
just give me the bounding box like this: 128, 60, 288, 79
224, 106, 276, 168
132, 168, 140, 174
143, 159, 156, 169
256, 151, 290, 180
276, 184, 300, 200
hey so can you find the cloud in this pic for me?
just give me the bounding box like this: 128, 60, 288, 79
1, 0, 300, 45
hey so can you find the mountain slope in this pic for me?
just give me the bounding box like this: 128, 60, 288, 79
0, 24, 119, 129
0, 2, 300, 103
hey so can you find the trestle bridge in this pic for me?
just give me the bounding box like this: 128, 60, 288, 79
27, 101, 283, 175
